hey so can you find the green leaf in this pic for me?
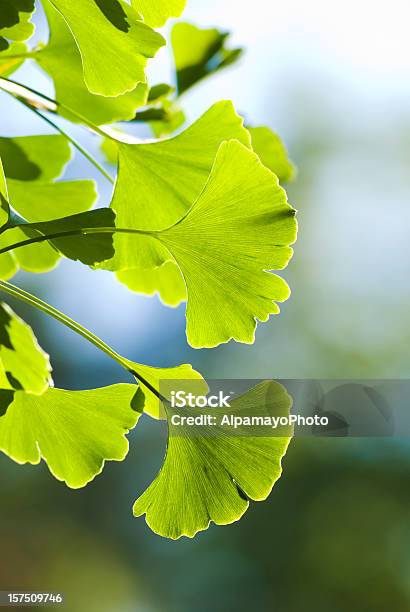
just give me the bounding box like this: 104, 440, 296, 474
116, 261, 187, 307
36, 3, 149, 125
0, 180, 98, 278
148, 83, 175, 103
249, 127, 296, 183
0, 158, 10, 229
172, 22, 243, 94
26, 208, 116, 266
131, 0, 186, 28
133, 380, 292, 539
0, 0, 35, 50
0, 384, 142, 488
149, 100, 186, 138
0, 42, 28, 76
104, 101, 251, 271
0, 301, 52, 395
44, 0, 165, 97
0, 135, 71, 182
125, 360, 206, 420
157, 140, 297, 348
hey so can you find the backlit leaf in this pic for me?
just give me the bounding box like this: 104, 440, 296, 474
0, 384, 142, 487
44, 0, 165, 97
172, 22, 243, 94
131, 0, 186, 28
0, 158, 10, 229
134, 380, 292, 539
0, 134, 71, 182
249, 127, 296, 183
0, 42, 28, 76
116, 261, 187, 307
104, 101, 251, 271
36, 3, 149, 125
157, 140, 297, 347
0, 0, 35, 50
0, 301, 52, 395
0, 179, 98, 278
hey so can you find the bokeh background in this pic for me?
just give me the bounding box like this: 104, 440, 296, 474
1, 0, 410, 609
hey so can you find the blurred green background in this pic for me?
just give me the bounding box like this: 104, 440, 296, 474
1, 0, 410, 610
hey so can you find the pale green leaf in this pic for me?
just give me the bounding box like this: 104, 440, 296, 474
0, 302, 52, 395
172, 22, 243, 94
157, 140, 297, 348
249, 127, 296, 183
104, 101, 251, 271
0, 135, 71, 182
125, 359, 206, 420
0, 0, 35, 49
132, 0, 186, 28
44, 0, 165, 97
0, 179, 98, 279
36, 3, 149, 125
116, 261, 187, 307
134, 380, 292, 539
0, 384, 142, 487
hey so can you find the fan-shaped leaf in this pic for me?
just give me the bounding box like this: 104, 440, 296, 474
36, 3, 148, 125
157, 140, 297, 347
134, 380, 292, 539
0, 384, 142, 487
44, 0, 165, 97
172, 22, 243, 94
0, 135, 71, 182
104, 100, 251, 271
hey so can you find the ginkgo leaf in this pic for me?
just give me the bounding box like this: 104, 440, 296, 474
157, 140, 297, 348
0, 0, 35, 50
172, 22, 243, 94
0, 158, 10, 229
36, 3, 149, 125
133, 380, 293, 539
0, 135, 71, 182
104, 100, 251, 271
124, 359, 206, 419
0, 42, 28, 76
116, 261, 187, 308
44, 0, 165, 97
0, 180, 98, 278
249, 127, 296, 183
131, 0, 186, 28
0, 384, 142, 488
0, 301, 52, 395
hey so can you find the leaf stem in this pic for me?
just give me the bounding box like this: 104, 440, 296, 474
0, 280, 165, 400
0, 76, 111, 139
0, 226, 154, 256
12, 96, 115, 185
0, 280, 124, 366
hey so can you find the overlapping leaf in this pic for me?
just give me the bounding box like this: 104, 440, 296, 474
104, 101, 251, 271
0, 384, 142, 487
172, 22, 243, 94
0, 42, 28, 76
156, 140, 297, 347
0, 302, 51, 396
43, 0, 165, 97
117, 262, 187, 308
0, 135, 99, 278
0, 158, 10, 229
0, 0, 35, 50
249, 127, 296, 183
36, 4, 148, 125
132, 0, 186, 28
134, 380, 293, 539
